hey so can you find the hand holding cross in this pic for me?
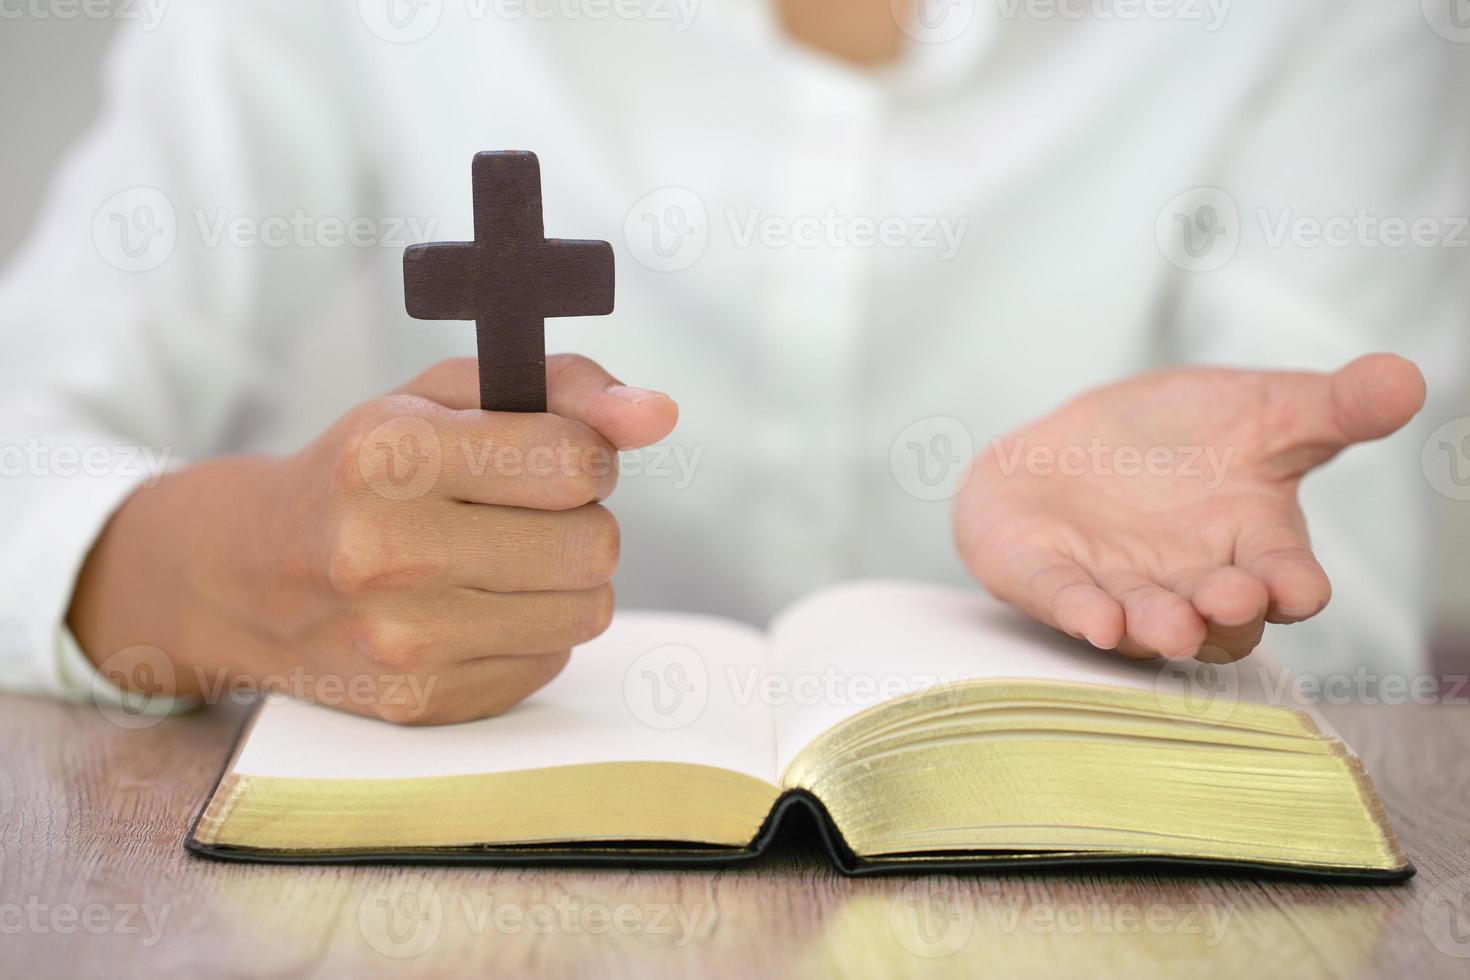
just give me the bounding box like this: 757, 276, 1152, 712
403, 151, 614, 413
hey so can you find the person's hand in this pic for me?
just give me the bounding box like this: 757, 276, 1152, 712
954, 354, 1425, 662
68, 355, 677, 724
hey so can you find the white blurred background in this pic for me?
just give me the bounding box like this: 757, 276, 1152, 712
2, 16, 1466, 669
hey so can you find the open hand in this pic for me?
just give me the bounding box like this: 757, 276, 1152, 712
954, 355, 1425, 662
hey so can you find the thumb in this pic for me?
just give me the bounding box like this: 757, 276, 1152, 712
1267, 353, 1426, 478
1329, 353, 1427, 444
394, 355, 678, 450
546, 353, 678, 450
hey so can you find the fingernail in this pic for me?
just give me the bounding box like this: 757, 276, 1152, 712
607, 385, 659, 404
1084, 633, 1104, 649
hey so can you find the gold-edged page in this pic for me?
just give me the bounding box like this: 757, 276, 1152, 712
198, 611, 782, 852
765, 579, 1405, 871
768, 578, 1293, 777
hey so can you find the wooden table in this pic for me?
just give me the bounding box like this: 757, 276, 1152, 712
2, 694, 1468, 979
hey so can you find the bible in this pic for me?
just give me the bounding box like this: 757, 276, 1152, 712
187, 579, 1410, 880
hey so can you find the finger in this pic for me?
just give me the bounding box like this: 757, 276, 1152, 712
1236, 524, 1332, 624
1330, 353, 1427, 443
987, 547, 1125, 649
1174, 566, 1269, 661
355, 395, 622, 508
437, 502, 620, 593
546, 354, 678, 450
373, 585, 616, 665
394, 357, 485, 409
381, 651, 574, 725
396, 354, 679, 450
1096, 570, 1208, 660
442, 650, 575, 722
1263, 354, 1426, 477
449, 586, 616, 659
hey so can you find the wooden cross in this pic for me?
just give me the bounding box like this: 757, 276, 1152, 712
402, 151, 614, 412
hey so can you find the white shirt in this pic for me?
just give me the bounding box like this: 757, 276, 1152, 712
1, 0, 1465, 703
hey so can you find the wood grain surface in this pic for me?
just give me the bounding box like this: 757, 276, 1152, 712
2, 693, 1468, 979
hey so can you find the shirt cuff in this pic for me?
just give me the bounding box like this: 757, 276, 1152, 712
55, 623, 199, 717
0, 445, 197, 711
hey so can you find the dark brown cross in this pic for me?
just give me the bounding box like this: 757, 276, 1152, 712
402, 151, 614, 412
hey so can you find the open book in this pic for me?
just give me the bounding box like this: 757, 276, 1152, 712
188, 580, 1409, 879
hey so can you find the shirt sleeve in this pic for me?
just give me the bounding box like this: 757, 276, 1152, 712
0, 4, 371, 702
1161, 2, 1470, 675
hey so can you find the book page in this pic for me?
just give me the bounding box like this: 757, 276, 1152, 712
231, 611, 778, 785
769, 578, 1281, 775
